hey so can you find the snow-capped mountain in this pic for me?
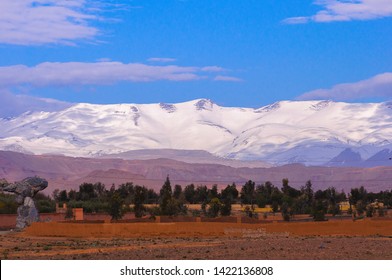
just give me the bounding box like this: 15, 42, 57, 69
1, 98, 392, 166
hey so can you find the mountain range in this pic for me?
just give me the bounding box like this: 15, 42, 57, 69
1, 98, 392, 167
1, 151, 392, 193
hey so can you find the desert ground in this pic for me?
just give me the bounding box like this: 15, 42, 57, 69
1, 219, 392, 260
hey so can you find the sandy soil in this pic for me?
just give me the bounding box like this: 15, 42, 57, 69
1, 233, 392, 260
1, 220, 392, 260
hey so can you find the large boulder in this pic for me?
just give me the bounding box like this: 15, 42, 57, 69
0, 176, 48, 230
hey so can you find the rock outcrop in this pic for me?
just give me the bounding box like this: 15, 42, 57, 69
0, 177, 48, 230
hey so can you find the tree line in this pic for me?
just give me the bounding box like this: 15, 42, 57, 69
1, 177, 391, 221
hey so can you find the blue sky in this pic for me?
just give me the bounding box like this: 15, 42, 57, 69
1, 0, 392, 112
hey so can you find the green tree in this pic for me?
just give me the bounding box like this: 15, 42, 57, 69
78, 183, 96, 201
184, 184, 196, 204
52, 189, 60, 202
356, 200, 366, 216
256, 182, 272, 205
175, 191, 188, 215
159, 176, 173, 215
220, 197, 232, 216
312, 199, 327, 221
381, 190, 392, 208
292, 195, 309, 215
35, 193, 56, 213
298, 180, 314, 214
208, 184, 219, 200
207, 198, 221, 218
271, 201, 279, 214
195, 185, 208, 204
58, 190, 68, 202
147, 188, 159, 204
108, 191, 124, 220
281, 202, 291, 221
281, 178, 301, 198
366, 204, 375, 217
302, 180, 314, 203
256, 182, 275, 208
0, 193, 18, 214
133, 185, 147, 218
220, 183, 238, 216
326, 187, 341, 216
77, 182, 106, 201
221, 183, 238, 201
349, 186, 367, 208
240, 180, 256, 204
117, 182, 135, 205
68, 189, 77, 201
173, 184, 182, 200
271, 187, 283, 212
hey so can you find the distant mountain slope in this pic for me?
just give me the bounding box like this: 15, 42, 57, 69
327, 148, 392, 167
365, 149, 392, 167
1, 151, 392, 193
0, 99, 391, 166
327, 148, 363, 167
101, 149, 271, 168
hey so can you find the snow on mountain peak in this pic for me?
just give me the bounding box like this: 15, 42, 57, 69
194, 98, 214, 111
255, 101, 281, 113
159, 103, 177, 113
0, 99, 391, 166
309, 100, 332, 111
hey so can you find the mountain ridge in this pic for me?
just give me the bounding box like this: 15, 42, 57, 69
1, 98, 392, 166
1, 150, 392, 193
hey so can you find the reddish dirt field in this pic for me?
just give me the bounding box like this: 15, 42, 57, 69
1, 219, 392, 260
19, 219, 392, 238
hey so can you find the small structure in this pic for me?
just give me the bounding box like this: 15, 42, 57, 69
56, 202, 68, 214
339, 201, 351, 212
0, 176, 48, 230
73, 208, 84, 221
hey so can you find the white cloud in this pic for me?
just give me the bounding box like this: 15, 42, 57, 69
201, 66, 226, 72
0, 90, 71, 118
0, 0, 99, 45
284, 0, 392, 24
297, 72, 392, 101
147, 57, 177, 63
283, 17, 311, 24
0, 61, 231, 87
213, 75, 243, 82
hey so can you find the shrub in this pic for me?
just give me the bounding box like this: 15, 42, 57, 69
0, 193, 18, 214
207, 198, 221, 218
65, 207, 74, 220
281, 202, 291, 222
244, 205, 258, 219
366, 205, 375, 217
312, 200, 327, 221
